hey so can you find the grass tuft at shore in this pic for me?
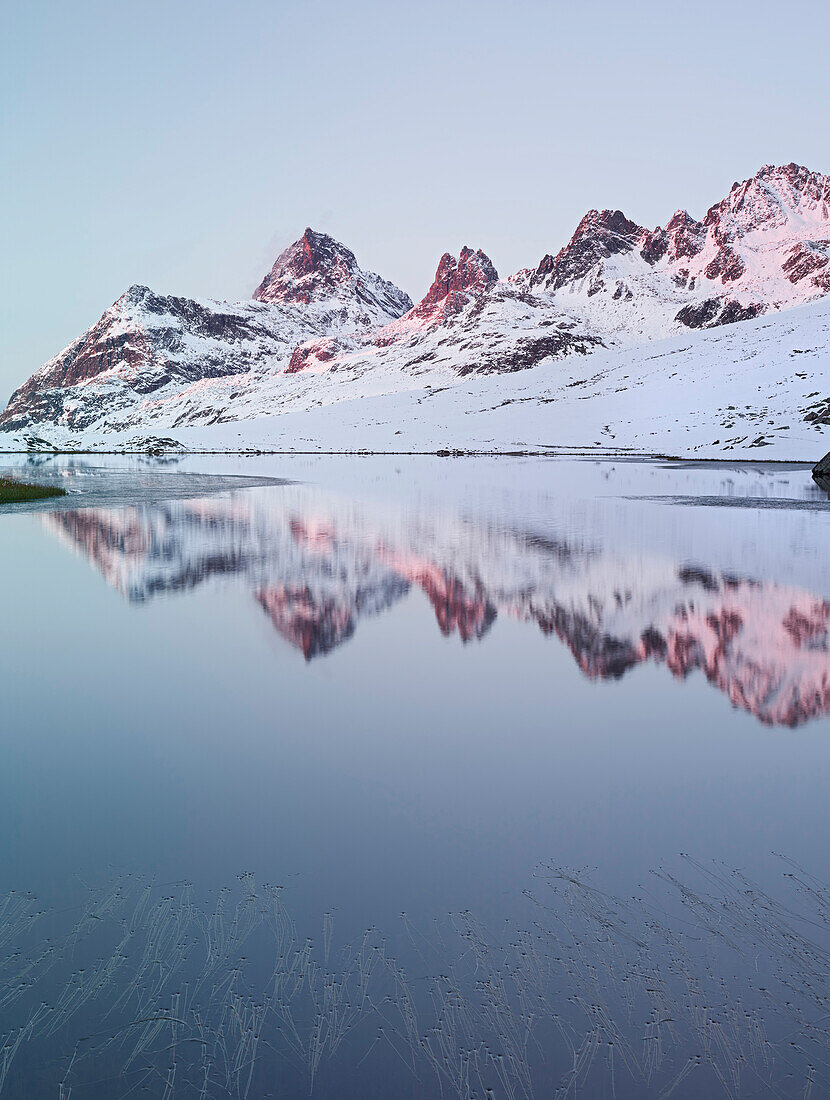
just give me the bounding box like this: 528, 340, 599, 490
0, 476, 67, 503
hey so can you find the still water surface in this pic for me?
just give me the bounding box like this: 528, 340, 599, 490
1, 455, 829, 1097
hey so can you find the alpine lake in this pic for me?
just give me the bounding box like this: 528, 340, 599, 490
1, 452, 829, 1099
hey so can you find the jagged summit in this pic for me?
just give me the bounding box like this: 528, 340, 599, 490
414, 245, 497, 318
705, 163, 830, 232
530, 210, 643, 293
664, 210, 706, 259
252, 227, 412, 327
378, 247, 499, 336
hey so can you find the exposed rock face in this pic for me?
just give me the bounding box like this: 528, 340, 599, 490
531, 210, 643, 293
812, 449, 830, 489
675, 298, 763, 330
0, 287, 307, 431
253, 227, 412, 326
372, 257, 601, 374
254, 229, 354, 303
457, 329, 602, 375
663, 210, 706, 261
693, 162, 830, 294
285, 337, 340, 375
525, 162, 830, 341
703, 163, 830, 238
404, 246, 499, 325
283, 247, 500, 373
704, 244, 745, 283
783, 241, 830, 289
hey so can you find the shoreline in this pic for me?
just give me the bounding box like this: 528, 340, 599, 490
0, 446, 820, 466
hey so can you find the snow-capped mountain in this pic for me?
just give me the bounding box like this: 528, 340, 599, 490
0, 287, 317, 431
525, 162, 830, 340
2, 164, 829, 452
0, 229, 413, 432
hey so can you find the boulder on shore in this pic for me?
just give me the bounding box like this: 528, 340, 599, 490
812, 451, 830, 489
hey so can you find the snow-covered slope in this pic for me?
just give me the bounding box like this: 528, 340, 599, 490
6, 292, 827, 459
0, 286, 324, 431
2, 164, 829, 455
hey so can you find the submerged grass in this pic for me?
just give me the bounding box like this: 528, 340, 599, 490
0, 476, 66, 503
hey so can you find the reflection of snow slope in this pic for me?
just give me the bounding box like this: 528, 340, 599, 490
43, 482, 830, 726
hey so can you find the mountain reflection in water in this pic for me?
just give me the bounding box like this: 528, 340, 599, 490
43, 481, 830, 728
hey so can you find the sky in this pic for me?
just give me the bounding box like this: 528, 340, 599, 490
1, 0, 828, 398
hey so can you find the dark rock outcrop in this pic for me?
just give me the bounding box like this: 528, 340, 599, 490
285, 337, 340, 375
812, 450, 830, 489
783, 241, 830, 289
704, 244, 745, 283
458, 331, 603, 375
676, 298, 764, 330
664, 210, 706, 260
0, 286, 286, 431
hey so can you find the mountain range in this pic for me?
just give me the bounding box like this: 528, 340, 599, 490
2, 163, 829, 458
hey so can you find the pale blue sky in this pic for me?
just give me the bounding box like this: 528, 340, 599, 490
2, 0, 828, 397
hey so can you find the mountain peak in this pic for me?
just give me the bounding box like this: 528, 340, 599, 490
531, 209, 645, 291
252, 228, 412, 327
574, 209, 643, 239
253, 229, 360, 304
654, 209, 706, 263
755, 162, 819, 184
704, 163, 830, 235
4, 160, 830, 439
408, 246, 499, 323
525, 162, 829, 310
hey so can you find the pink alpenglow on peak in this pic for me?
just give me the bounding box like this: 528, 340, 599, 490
703, 163, 830, 238
253, 228, 361, 304
530, 209, 645, 293
412, 246, 499, 321
252, 228, 412, 329
375, 247, 498, 344
525, 162, 830, 334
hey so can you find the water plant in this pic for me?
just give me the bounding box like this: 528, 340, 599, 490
0, 477, 66, 503
1, 859, 830, 1096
